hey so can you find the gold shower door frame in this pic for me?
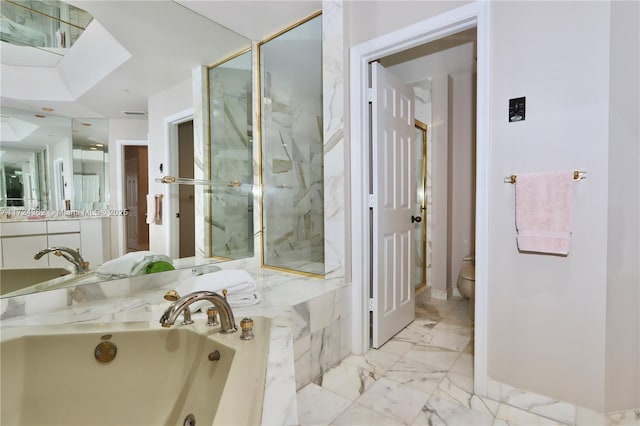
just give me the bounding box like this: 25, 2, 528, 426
415, 119, 428, 291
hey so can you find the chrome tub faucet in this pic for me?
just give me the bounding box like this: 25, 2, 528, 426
159, 291, 238, 333
34, 247, 89, 274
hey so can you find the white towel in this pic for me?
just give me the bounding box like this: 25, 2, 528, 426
146, 194, 155, 224
515, 171, 574, 255
96, 251, 173, 279
172, 269, 260, 311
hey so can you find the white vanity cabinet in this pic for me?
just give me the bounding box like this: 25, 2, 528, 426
0, 221, 48, 268
0, 218, 111, 269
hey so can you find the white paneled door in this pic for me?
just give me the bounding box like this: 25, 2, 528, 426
371, 62, 417, 348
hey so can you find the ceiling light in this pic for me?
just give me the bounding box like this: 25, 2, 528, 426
95, 143, 104, 147
35, 114, 46, 118
82, 122, 92, 127
90, 147, 97, 150
42, 107, 54, 112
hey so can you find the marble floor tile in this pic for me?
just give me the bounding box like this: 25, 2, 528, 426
411, 395, 495, 426
317, 360, 378, 401
377, 339, 415, 357
434, 372, 500, 417
408, 318, 440, 334
431, 320, 473, 337
384, 355, 448, 395
494, 403, 570, 425
355, 377, 431, 425
297, 383, 352, 426
606, 410, 640, 425
342, 349, 402, 376
449, 352, 473, 378
499, 383, 576, 425
330, 403, 402, 426
421, 328, 471, 352
403, 345, 462, 370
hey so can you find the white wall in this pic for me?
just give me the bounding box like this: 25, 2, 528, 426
147, 78, 193, 254
430, 74, 450, 298
448, 72, 475, 291
605, 0, 640, 412
488, 2, 611, 411
348, 1, 473, 47
429, 72, 475, 298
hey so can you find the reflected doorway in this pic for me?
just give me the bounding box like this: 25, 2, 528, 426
177, 120, 195, 258
124, 145, 149, 252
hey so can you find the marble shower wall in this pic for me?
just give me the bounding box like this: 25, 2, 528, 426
208, 56, 254, 259
193, 66, 208, 258
322, 0, 346, 281
413, 79, 433, 291
260, 15, 325, 275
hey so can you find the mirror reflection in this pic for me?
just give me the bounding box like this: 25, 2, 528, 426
0, 0, 257, 299
72, 118, 109, 210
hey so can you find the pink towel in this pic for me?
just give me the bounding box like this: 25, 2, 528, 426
515, 171, 574, 255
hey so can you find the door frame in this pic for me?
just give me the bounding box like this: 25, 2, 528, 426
164, 108, 194, 259
115, 139, 148, 257
349, 1, 491, 396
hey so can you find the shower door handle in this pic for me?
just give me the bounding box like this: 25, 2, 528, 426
411, 215, 422, 223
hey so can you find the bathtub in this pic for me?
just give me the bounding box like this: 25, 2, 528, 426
0, 317, 270, 425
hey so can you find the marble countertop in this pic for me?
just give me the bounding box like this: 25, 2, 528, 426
0, 211, 113, 222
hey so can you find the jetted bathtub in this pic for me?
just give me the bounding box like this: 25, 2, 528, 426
0, 317, 270, 425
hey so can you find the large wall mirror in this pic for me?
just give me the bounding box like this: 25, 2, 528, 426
0, 107, 108, 212
259, 12, 324, 275
0, 0, 256, 301
207, 49, 254, 260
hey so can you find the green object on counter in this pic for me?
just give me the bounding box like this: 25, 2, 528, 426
145, 261, 175, 274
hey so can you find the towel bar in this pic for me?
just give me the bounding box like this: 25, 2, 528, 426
504, 170, 587, 184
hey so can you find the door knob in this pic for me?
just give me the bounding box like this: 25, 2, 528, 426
411, 215, 422, 223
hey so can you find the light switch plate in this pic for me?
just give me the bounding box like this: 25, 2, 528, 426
509, 97, 526, 122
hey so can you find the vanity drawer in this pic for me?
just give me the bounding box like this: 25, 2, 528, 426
47, 220, 80, 234
2, 235, 49, 267
0, 221, 48, 237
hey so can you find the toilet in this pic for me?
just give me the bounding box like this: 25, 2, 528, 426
456, 255, 475, 318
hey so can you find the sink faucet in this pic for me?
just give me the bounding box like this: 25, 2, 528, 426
159, 291, 237, 333
34, 247, 89, 274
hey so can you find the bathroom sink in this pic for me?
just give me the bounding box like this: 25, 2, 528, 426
1, 318, 270, 426
0, 267, 72, 296
0, 269, 103, 298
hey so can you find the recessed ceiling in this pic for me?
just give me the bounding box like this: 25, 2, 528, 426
1, 1, 324, 120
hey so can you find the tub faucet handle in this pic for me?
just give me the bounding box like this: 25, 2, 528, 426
240, 317, 254, 340
164, 289, 180, 301
207, 307, 218, 326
